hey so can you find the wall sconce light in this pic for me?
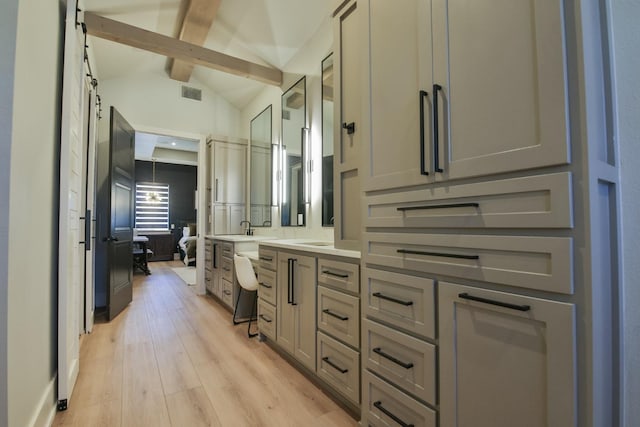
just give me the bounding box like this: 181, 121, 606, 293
271, 143, 280, 206
281, 145, 288, 205
302, 127, 311, 205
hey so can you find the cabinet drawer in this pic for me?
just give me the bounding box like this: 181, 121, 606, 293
258, 299, 276, 340
258, 247, 277, 271
363, 370, 436, 427
364, 232, 573, 294
317, 258, 360, 294
317, 332, 360, 405
363, 319, 436, 406
221, 257, 234, 282
258, 267, 277, 306
204, 242, 213, 260
221, 242, 234, 258
221, 279, 234, 307
205, 276, 213, 293
363, 268, 436, 340
317, 286, 360, 349
366, 172, 573, 229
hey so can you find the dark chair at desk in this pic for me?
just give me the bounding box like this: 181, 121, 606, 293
133, 235, 152, 275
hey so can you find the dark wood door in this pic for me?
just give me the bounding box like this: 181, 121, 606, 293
107, 107, 135, 320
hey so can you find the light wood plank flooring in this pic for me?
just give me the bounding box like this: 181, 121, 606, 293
53, 261, 358, 427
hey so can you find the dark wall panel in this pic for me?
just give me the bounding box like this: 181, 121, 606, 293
135, 160, 197, 248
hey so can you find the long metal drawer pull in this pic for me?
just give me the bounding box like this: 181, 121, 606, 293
419, 89, 429, 176
322, 357, 348, 374
372, 292, 413, 306
322, 309, 349, 321
433, 83, 444, 173
259, 282, 273, 289
373, 347, 414, 369
322, 269, 349, 278
260, 256, 273, 261
458, 292, 531, 312
397, 248, 479, 260
397, 202, 480, 211
259, 314, 272, 323
373, 401, 414, 427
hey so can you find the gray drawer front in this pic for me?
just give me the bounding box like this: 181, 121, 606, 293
363, 319, 436, 405
221, 256, 234, 283
317, 286, 360, 349
258, 267, 277, 306
317, 331, 360, 405
221, 279, 234, 307
364, 232, 573, 294
363, 370, 436, 427
258, 247, 277, 271
366, 172, 573, 229
317, 258, 360, 294
363, 268, 436, 340
257, 299, 276, 340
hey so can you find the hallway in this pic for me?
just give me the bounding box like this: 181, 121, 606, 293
53, 262, 357, 426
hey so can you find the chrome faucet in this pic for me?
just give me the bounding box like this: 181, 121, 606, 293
240, 220, 253, 236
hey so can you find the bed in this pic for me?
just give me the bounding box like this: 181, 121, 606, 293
178, 225, 197, 266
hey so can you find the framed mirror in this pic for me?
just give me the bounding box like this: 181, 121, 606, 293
250, 105, 273, 227
281, 76, 306, 227
321, 53, 334, 226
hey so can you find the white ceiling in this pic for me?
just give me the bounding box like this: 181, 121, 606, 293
83, 0, 332, 109
135, 131, 199, 165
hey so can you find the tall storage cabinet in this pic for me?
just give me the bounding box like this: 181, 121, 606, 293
363, 0, 570, 193
356, 0, 617, 426
211, 139, 246, 234
333, 0, 362, 250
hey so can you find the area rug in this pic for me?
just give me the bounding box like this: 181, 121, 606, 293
171, 266, 197, 286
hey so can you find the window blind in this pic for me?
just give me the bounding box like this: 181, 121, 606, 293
135, 183, 169, 231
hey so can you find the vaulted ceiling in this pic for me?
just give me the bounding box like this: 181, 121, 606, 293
83, 0, 332, 109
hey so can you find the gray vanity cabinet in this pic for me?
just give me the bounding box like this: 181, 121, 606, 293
276, 251, 317, 372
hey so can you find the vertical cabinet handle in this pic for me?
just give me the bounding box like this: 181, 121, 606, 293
212, 243, 217, 268
84, 209, 92, 251
419, 90, 429, 176
291, 258, 297, 306
215, 178, 219, 201
287, 259, 292, 304
433, 84, 443, 173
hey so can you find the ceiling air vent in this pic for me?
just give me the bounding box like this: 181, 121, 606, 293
181, 85, 202, 101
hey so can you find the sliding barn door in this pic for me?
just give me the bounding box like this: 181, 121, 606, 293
57, 0, 85, 410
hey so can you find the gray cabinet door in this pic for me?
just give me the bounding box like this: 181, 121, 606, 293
432, 0, 569, 180
292, 253, 317, 371
439, 282, 576, 427
214, 141, 246, 204
277, 252, 295, 354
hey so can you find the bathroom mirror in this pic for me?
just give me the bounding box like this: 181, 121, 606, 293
281, 76, 306, 227
250, 105, 273, 227
321, 53, 334, 227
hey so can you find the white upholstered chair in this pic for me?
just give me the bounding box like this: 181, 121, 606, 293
233, 254, 259, 338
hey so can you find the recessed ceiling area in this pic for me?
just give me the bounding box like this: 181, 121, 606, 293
135, 131, 199, 165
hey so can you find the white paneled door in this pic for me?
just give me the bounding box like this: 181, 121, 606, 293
57, 0, 84, 411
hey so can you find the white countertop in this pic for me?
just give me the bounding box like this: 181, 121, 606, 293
205, 235, 277, 243
258, 239, 361, 259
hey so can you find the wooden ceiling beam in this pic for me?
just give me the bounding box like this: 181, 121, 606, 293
84, 12, 282, 86
169, 0, 222, 82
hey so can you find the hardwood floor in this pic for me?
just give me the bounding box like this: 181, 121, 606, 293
53, 261, 358, 427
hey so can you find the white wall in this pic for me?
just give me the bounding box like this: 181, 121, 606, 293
240, 15, 333, 241
611, 0, 640, 424
98, 70, 242, 142
0, 0, 19, 423
6, 0, 64, 425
